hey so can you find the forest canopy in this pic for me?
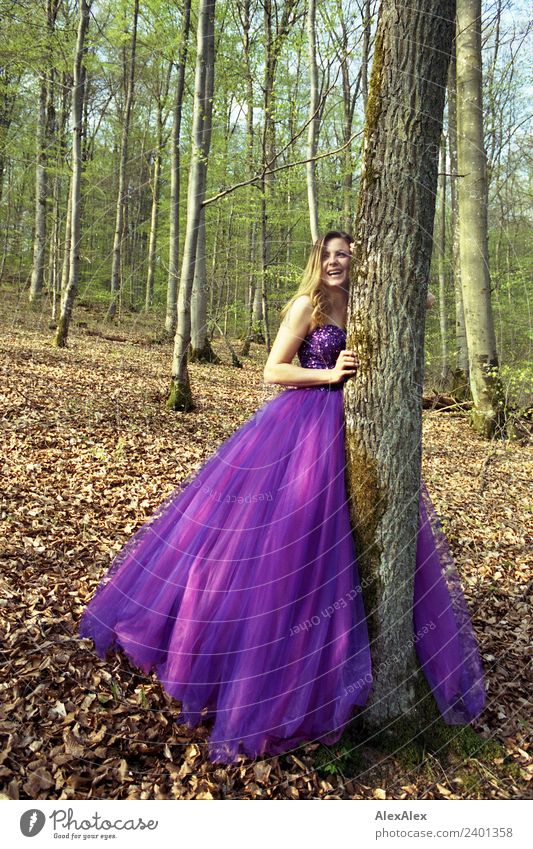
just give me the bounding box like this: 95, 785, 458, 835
0, 0, 531, 408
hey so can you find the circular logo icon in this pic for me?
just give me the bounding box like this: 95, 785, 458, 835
20, 809, 46, 837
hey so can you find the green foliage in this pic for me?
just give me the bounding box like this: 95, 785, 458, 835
312, 718, 505, 782
0, 0, 530, 392
313, 734, 365, 776
500, 363, 533, 411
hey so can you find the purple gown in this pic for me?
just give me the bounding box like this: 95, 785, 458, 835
79, 324, 485, 763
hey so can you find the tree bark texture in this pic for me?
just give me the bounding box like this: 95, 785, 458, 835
346, 0, 456, 726
168, 0, 216, 410
165, 0, 192, 334
107, 0, 139, 320
447, 41, 469, 394
456, 0, 505, 436
306, 0, 319, 242
55, 0, 90, 347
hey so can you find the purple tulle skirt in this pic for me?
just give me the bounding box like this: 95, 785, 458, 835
79, 385, 485, 763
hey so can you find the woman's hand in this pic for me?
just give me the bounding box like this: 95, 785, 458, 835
330, 349, 359, 384
426, 291, 436, 309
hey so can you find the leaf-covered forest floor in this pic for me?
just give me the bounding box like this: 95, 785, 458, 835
1, 299, 531, 800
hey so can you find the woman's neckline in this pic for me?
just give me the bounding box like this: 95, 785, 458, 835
315, 322, 346, 332
302, 323, 346, 343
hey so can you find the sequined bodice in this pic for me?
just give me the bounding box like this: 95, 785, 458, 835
297, 323, 346, 370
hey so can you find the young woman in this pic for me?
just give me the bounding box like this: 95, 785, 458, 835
79, 231, 485, 764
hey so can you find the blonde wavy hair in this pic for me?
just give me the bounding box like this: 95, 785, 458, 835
279, 230, 353, 332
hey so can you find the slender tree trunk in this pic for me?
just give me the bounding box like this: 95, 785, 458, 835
107, 0, 139, 320
437, 133, 452, 388
0, 71, 20, 207
29, 0, 59, 303
243, 222, 257, 355
50, 72, 71, 320
145, 110, 164, 312
54, 0, 90, 347
484, 0, 503, 189
283, 47, 302, 268
59, 167, 73, 296
168, 0, 216, 411
210, 205, 221, 286
340, 30, 362, 233
306, 0, 319, 242
456, 0, 505, 436
223, 258, 229, 335
131, 138, 151, 307
165, 0, 192, 335
257, 0, 297, 352
346, 0, 455, 730
29, 71, 49, 302
253, 271, 263, 332
222, 201, 235, 331
49, 173, 60, 313
190, 204, 220, 363
258, 2, 274, 347
447, 40, 469, 397
341, 35, 353, 234
190, 206, 209, 350
361, 0, 371, 107
0, 161, 14, 277
46, 66, 57, 299
339, 2, 365, 233
239, 0, 256, 356
190, 57, 223, 364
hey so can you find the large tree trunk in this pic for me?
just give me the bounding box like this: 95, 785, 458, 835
168, 0, 216, 411
106, 0, 139, 321
54, 0, 90, 347
447, 40, 469, 398
346, 0, 455, 730
456, 0, 505, 436
306, 0, 319, 242
165, 0, 192, 335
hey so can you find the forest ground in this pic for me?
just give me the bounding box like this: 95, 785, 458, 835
1, 297, 531, 800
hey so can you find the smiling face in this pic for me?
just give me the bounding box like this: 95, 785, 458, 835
320, 236, 351, 288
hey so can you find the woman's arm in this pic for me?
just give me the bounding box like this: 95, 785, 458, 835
263, 296, 338, 387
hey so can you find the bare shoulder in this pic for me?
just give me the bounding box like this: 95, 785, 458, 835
282, 294, 313, 328
264, 295, 313, 378
293, 293, 313, 312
